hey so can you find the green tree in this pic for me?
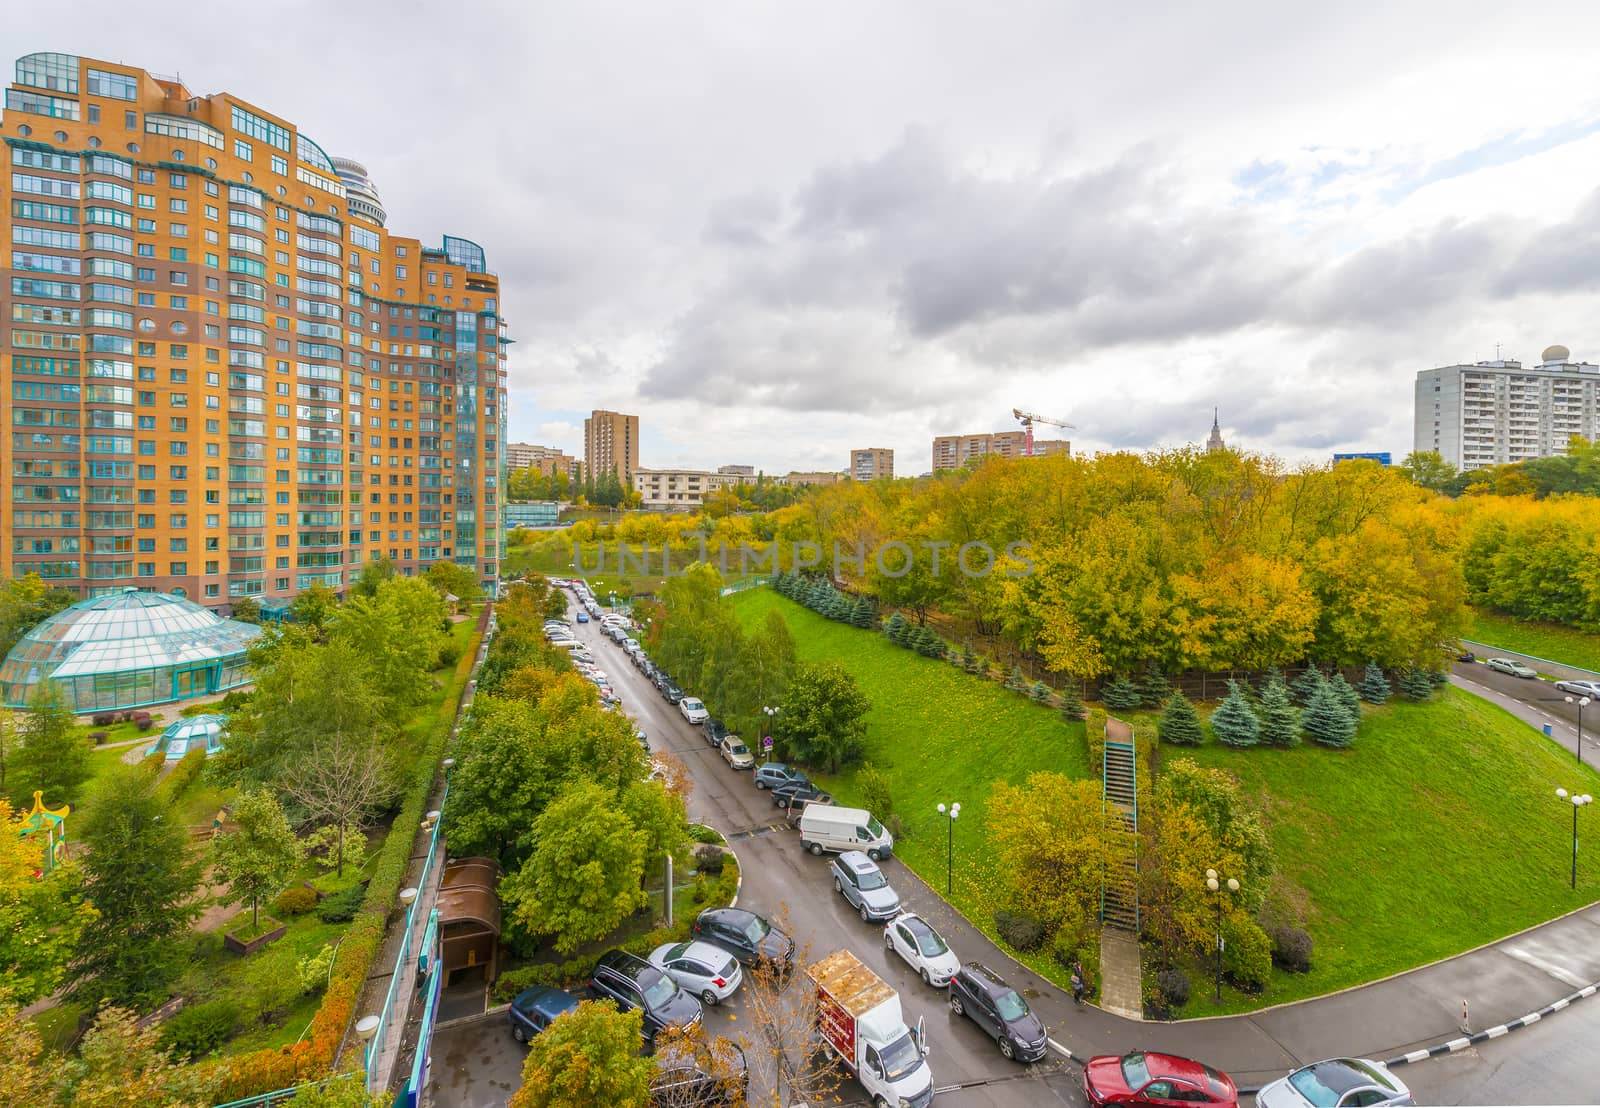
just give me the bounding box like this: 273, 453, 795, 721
1210, 680, 1260, 748
618, 779, 692, 869
501, 782, 648, 955
228, 637, 385, 787
856, 762, 894, 818
509, 1000, 651, 1108
1357, 662, 1391, 704
229, 596, 262, 624
777, 661, 870, 773
1289, 665, 1324, 706
287, 581, 339, 635
1257, 671, 1300, 748
1398, 450, 1459, 493
1139, 665, 1172, 709
1100, 676, 1142, 711
0, 573, 77, 660
331, 576, 447, 710
15, 679, 89, 804
73, 764, 204, 1008
987, 773, 1111, 934
212, 790, 302, 931
1399, 668, 1437, 701
282, 731, 395, 878
352, 554, 397, 598
1004, 665, 1028, 692
1155, 758, 1274, 912
0, 799, 95, 1004
883, 611, 909, 645
1327, 672, 1363, 726
1058, 685, 1086, 722
425, 560, 483, 603
1302, 680, 1357, 748
1158, 692, 1205, 747
1029, 680, 1052, 703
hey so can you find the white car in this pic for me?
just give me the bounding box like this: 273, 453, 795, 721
719, 737, 754, 770
648, 940, 743, 1006
679, 697, 709, 724
884, 912, 961, 987
1256, 1058, 1413, 1108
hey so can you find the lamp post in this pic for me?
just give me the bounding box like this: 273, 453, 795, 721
763, 705, 780, 758
1565, 696, 1592, 767
1205, 868, 1240, 1004
937, 802, 961, 894
1556, 788, 1594, 889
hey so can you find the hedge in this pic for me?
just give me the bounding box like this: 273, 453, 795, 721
208, 609, 486, 1099
156, 747, 208, 803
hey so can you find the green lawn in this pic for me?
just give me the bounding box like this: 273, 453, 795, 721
732, 589, 1600, 1016
1466, 608, 1600, 673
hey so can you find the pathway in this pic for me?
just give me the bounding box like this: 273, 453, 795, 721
1097, 715, 1144, 1020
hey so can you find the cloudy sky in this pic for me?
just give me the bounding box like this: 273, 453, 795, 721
20, 2, 1600, 472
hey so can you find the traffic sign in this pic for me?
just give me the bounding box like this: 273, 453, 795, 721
762, 735, 774, 751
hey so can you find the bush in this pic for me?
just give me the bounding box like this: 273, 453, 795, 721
136, 716, 155, 732
297, 943, 337, 995
158, 746, 208, 801
89, 731, 108, 744
884, 813, 912, 843
491, 959, 592, 1004
272, 885, 319, 916
316, 882, 367, 924
857, 761, 894, 819
159, 999, 240, 1061
692, 845, 725, 876
993, 909, 1045, 953
437, 639, 464, 669
1222, 919, 1273, 991
1156, 967, 1191, 1010
1271, 926, 1314, 973
92, 712, 116, 727
687, 824, 723, 845
1100, 677, 1142, 711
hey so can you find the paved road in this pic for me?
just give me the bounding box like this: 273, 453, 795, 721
1450, 662, 1598, 765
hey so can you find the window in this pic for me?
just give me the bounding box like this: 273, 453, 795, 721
234, 138, 253, 162
125, 110, 138, 130
270, 154, 287, 176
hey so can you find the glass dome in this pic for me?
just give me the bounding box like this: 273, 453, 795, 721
0, 589, 262, 712
147, 713, 229, 760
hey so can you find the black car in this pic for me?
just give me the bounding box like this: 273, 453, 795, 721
772, 780, 833, 809
691, 907, 796, 970
704, 718, 730, 748
508, 986, 580, 1044
948, 961, 1049, 1062
653, 671, 674, 693
664, 683, 685, 706
651, 1036, 749, 1106
589, 950, 703, 1043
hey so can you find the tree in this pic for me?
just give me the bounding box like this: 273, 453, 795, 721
212, 790, 302, 932
73, 764, 204, 1009
986, 773, 1111, 933
1327, 672, 1363, 726
1210, 681, 1260, 748
884, 611, 909, 645
1289, 665, 1324, 706
1302, 680, 1357, 748
352, 554, 397, 598
777, 661, 870, 773
1158, 692, 1205, 747
1257, 671, 1301, 748
735, 913, 845, 1108
53, 1005, 211, 1108
282, 732, 395, 878
229, 596, 262, 624
1029, 680, 1053, 703
0, 572, 77, 660
287, 582, 339, 635
1357, 662, 1391, 704
1399, 450, 1459, 493
1399, 668, 1437, 701
0, 711, 13, 796
1139, 665, 1172, 709
501, 782, 648, 955
1058, 685, 1086, 722
1101, 676, 1142, 711
1156, 758, 1274, 910
510, 1000, 651, 1108
331, 576, 447, 710
1004, 665, 1028, 692
0, 799, 95, 1004
15, 679, 90, 804
425, 560, 482, 603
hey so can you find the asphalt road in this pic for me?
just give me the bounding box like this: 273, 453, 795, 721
1450, 661, 1599, 764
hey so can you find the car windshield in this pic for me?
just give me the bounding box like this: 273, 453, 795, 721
911, 924, 948, 957
1121, 1053, 1152, 1089
741, 916, 770, 944
879, 1031, 922, 1080
684, 699, 702, 710
995, 989, 1028, 1021
867, 816, 886, 838
857, 867, 887, 891
729, 742, 747, 755
641, 971, 679, 1009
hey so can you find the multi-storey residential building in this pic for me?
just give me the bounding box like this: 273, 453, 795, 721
632, 467, 739, 509
930, 431, 1068, 471
850, 447, 893, 481
1414, 345, 1600, 471
1, 52, 508, 607
777, 471, 843, 487
506, 442, 574, 478
716, 464, 755, 477
584, 409, 638, 484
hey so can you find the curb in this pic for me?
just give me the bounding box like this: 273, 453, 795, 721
1382, 980, 1600, 1069
433, 1003, 509, 1033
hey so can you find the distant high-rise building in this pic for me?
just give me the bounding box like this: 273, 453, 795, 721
1415, 345, 1600, 471
507, 443, 575, 478
1206, 408, 1227, 453
850, 448, 894, 481
0, 51, 508, 605
584, 410, 639, 483
930, 431, 1068, 471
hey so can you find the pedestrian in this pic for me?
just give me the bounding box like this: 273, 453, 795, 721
1070, 969, 1085, 1006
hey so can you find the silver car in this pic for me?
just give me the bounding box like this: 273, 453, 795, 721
1256, 1058, 1413, 1108
1485, 657, 1538, 679
1554, 679, 1600, 698
648, 940, 743, 1006
831, 850, 901, 922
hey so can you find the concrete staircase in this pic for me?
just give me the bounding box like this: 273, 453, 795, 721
1099, 717, 1144, 1019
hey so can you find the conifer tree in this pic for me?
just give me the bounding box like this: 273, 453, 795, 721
914, 625, 946, 658
1357, 662, 1391, 704
1029, 680, 1052, 703
1328, 672, 1363, 728
1210, 680, 1261, 748
1158, 691, 1205, 746
1289, 665, 1324, 706
1139, 665, 1172, 709
885, 611, 909, 645
1101, 677, 1142, 711
1005, 665, 1028, 692
1303, 680, 1358, 747
1058, 685, 1086, 722
1399, 668, 1436, 701
1258, 670, 1301, 748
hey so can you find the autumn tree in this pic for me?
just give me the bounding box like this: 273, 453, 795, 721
0, 799, 95, 1004
737, 913, 845, 1108
510, 1001, 652, 1108
987, 773, 1111, 934
212, 790, 302, 931
53, 1005, 212, 1108
15, 679, 90, 804
777, 661, 870, 772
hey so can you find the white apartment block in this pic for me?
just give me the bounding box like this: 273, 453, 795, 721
632, 468, 741, 510
1414, 345, 1600, 471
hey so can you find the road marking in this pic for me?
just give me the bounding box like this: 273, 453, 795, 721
1522, 1011, 1541, 1024
1403, 1049, 1430, 1063
1504, 945, 1593, 989
1443, 1037, 1470, 1052
1485, 1025, 1509, 1038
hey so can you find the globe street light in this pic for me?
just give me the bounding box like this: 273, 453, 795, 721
937, 802, 961, 894
1556, 788, 1594, 889
763, 705, 780, 758
1565, 696, 1592, 767
1205, 868, 1241, 1004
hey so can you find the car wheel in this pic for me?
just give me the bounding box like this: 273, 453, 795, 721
921, 968, 931, 986
860, 903, 871, 923
949, 993, 964, 1016
1000, 1037, 1015, 1061
867, 847, 880, 861
701, 989, 719, 1006
755, 780, 767, 789
834, 876, 844, 893
885, 930, 894, 950
512, 1024, 527, 1043
809, 842, 823, 857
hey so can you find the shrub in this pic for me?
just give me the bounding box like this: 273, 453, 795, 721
160, 999, 240, 1061
136, 716, 155, 732
1100, 677, 1142, 711
316, 882, 367, 924
1058, 686, 1086, 722
437, 639, 464, 669
687, 824, 723, 845
92, 712, 115, 727
1357, 662, 1391, 704
1271, 926, 1314, 973
272, 885, 319, 916
1222, 919, 1273, 991
491, 959, 591, 1004
884, 612, 910, 646
297, 943, 337, 995
913, 625, 946, 658
1156, 967, 1191, 1010
884, 813, 912, 842
993, 908, 1046, 953
857, 761, 894, 818
1158, 692, 1205, 747
692, 844, 725, 876
89, 731, 108, 744
1210, 680, 1261, 748
157, 746, 208, 801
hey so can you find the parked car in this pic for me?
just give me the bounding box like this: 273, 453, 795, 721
588, 950, 703, 1044
752, 763, 807, 791
691, 907, 796, 969
948, 962, 1048, 1062
650, 1035, 749, 1107
884, 912, 961, 987
664, 684, 685, 706
1486, 657, 1538, 679
1255, 1058, 1412, 1108
1084, 1051, 1237, 1106
830, 850, 901, 922
1555, 679, 1600, 698
704, 718, 730, 747
719, 737, 754, 769
508, 985, 579, 1044
679, 697, 710, 724
636, 729, 650, 749
773, 780, 833, 809
576, 611, 589, 623
653, 671, 674, 693
648, 940, 744, 1006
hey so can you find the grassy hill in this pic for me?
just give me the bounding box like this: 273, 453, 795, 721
731, 588, 1600, 1014
1465, 607, 1600, 672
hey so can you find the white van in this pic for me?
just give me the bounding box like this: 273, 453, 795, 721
798, 805, 893, 861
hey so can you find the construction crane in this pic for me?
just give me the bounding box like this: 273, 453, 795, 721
1012, 408, 1075, 456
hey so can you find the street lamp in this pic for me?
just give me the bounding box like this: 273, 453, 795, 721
1205, 868, 1240, 1004
1556, 788, 1594, 889
763, 705, 780, 758
937, 802, 961, 894
1565, 696, 1592, 767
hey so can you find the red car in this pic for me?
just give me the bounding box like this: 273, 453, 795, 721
1084, 1051, 1238, 1108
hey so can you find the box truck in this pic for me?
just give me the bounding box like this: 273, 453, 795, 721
809, 949, 934, 1107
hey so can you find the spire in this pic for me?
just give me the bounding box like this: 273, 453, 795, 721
1206, 407, 1226, 453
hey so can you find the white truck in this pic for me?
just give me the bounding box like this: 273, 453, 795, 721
810, 949, 934, 1108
